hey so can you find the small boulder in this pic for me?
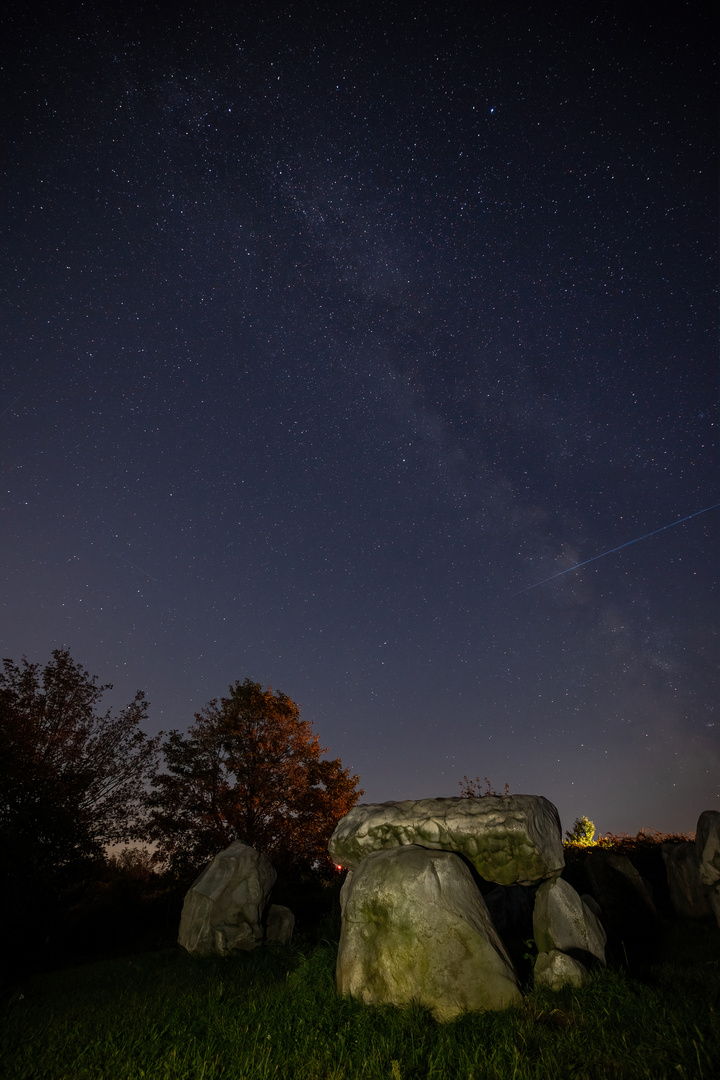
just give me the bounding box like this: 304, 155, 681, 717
662, 842, 712, 919
265, 904, 295, 945
329, 795, 564, 885
534, 949, 590, 991
178, 840, 276, 956
336, 845, 523, 1021
533, 877, 606, 964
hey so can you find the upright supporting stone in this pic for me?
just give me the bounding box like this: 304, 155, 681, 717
533, 876, 606, 965
336, 845, 523, 1021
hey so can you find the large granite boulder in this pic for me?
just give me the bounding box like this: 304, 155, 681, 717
533, 876, 606, 966
336, 845, 523, 1021
178, 841, 276, 956
662, 842, 712, 919
329, 795, 564, 885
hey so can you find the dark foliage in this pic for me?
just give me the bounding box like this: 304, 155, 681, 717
0, 650, 161, 975
0, 650, 160, 871
44, 848, 180, 963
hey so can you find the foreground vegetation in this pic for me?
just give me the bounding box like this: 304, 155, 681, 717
2, 915, 719, 1080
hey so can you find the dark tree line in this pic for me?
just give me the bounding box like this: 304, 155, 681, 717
0, 650, 363, 898
0, 651, 160, 890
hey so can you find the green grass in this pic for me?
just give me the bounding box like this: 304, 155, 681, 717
2, 920, 719, 1080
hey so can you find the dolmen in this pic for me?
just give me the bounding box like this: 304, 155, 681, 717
329, 795, 606, 1020
178, 840, 294, 956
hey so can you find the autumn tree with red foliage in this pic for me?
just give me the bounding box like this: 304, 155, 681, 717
148, 678, 363, 878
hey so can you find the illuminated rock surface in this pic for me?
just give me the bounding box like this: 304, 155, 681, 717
534, 949, 590, 991
336, 845, 523, 1021
329, 795, 564, 885
178, 840, 276, 956
533, 876, 606, 963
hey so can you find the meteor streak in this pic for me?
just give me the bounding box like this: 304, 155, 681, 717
0, 393, 23, 418
110, 551, 160, 582
514, 503, 719, 595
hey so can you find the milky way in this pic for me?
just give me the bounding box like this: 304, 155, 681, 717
2, 0, 717, 834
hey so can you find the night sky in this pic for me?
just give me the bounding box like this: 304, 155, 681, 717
3, 1, 718, 837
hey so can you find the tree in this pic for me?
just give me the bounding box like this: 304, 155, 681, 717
148, 678, 363, 877
565, 815, 597, 846
0, 649, 160, 881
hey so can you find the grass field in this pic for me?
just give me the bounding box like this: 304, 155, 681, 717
2, 916, 719, 1080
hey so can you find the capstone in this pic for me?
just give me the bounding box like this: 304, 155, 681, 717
329, 795, 564, 885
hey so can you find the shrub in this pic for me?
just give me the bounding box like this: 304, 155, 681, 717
564, 816, 597, 846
